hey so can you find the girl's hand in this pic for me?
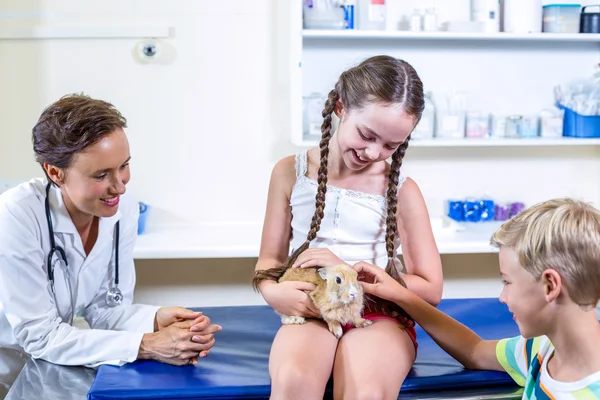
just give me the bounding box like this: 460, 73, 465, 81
259, 280, 321, 318
353, 261, 408, 304
292, 248, 345, 269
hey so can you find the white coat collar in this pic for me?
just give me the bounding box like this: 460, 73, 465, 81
46, 182, 122, 236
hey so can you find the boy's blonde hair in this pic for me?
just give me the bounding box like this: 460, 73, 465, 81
491, 198, 600, 308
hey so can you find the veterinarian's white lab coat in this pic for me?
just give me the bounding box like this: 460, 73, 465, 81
0, 178, 159, 368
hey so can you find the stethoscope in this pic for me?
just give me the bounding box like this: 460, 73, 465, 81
45, 182, 123, 324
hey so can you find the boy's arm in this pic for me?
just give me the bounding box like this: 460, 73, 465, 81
354, 261, 504, 371
396, 289, 503, 371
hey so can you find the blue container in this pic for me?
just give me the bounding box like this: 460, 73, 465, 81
447, 200, 465, 222
479, 199, 496, 221
343, 3, 355, 29
559, 104, 600, 138
463, 199, 481, 222
137, 202, 151, 235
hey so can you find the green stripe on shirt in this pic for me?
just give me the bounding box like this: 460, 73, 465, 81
496, 337, 526, 387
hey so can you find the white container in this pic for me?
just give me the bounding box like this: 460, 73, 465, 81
465, 112, 490, 138
303, 93, 326, 140
471, 0, 500, 33
436, 92, 467, 139
384, 0, 403, 31
358, 0, 386, 30
491, 115, 508, 138
412, 92, 435, 140
423, 8, 438, 31
410, 9, 422, 32
542, 4, 581, 33
521, 115, 539, 138
504, 0, 542, 33
539, 108, 564, 137
436, 112, 466, 138
304, 0, 346, 29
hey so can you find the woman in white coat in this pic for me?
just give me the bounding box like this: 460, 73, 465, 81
0, 94, 220, 372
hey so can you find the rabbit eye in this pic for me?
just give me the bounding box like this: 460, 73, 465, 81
335, 277, 342, 284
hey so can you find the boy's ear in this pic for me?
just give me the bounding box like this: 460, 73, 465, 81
542, 269, 562, 302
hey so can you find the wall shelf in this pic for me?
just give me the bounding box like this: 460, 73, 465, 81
132, 221, 498, 259
303, 30, 600, 43
0, 24, 171, 40
294, 137, 600, 148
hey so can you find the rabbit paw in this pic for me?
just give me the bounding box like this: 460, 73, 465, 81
353, 318, 373, 328
327, 321, 343, 339
280, 315, 306, 325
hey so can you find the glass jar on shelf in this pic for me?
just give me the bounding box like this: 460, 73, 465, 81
303, 93, 326, 141
412, 91, 435, 139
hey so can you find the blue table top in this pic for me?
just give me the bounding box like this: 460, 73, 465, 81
88, 298, 522, 400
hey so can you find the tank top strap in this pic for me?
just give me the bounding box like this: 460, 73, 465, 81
294, 150, 308, 180
398, 172, 408, 191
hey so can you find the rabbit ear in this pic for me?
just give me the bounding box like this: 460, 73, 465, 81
318, 268, 327, 280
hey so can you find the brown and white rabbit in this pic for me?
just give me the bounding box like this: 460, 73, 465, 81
277, 264, 373, 338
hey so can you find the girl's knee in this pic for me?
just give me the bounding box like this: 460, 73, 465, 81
269, 323, 337, 399
270, 362, 330, 399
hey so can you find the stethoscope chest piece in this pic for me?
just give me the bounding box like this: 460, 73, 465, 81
106, 286, 123, 307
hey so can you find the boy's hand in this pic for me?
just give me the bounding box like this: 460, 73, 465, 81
353, 261, 407, 303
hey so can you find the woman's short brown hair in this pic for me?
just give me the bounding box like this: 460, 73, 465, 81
32, 93, 127, 169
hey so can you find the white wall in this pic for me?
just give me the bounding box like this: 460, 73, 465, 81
0, 0, 282, 227
0, 0, 598, 307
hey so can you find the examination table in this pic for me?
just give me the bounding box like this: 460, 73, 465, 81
84, 298, 523, 400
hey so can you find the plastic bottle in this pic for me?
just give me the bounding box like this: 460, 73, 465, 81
358, 0, 386, 30
423, 8, 438, 31
471, 0, 500, 33
410, 9, 422, 32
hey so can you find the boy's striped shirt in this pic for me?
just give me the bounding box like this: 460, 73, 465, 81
496, 335, 600, 400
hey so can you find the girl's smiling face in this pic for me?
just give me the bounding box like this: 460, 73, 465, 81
335, 102, 415, 170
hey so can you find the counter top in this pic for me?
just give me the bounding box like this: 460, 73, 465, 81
132, 220, 500, 259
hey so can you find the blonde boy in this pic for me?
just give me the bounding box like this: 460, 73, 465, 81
354, 198, 600, 398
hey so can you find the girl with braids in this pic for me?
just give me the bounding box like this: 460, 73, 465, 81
253, 55, 443, 399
